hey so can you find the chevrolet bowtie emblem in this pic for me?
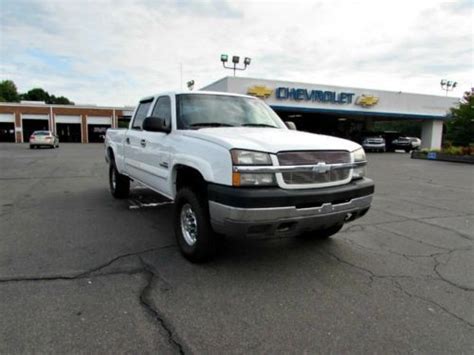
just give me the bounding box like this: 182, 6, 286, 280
247, 85, 273, 99
356, 95, 379, 107
312, 162, 331, 174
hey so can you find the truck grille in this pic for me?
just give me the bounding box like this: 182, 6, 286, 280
277, 151, 351, 185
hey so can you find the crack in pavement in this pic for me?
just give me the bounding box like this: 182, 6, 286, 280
317, 246, 474, 328
0, 244, 187, 352
340, 212, 473, 239
372, 224, 453, 251
138, 256, 186, 355
390, 279, 474, 328
375, 209, 474, 241
0, 244, 176, 283
433, 251, 474, 292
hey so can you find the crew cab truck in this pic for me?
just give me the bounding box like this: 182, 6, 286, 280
105, 91, 374, 262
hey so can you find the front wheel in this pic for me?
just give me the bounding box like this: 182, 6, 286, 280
174, 188, 217, 262
109, 163, 130, 199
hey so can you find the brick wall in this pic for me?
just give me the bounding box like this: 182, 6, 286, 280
0, 104, 128, 143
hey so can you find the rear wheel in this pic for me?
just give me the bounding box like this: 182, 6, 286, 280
174, 187, 217, 262
29, 145, 34, 149
109, 163, 130, 199
298, 223, 344, 239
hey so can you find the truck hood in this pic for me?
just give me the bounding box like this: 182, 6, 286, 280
180, 128, 361, 153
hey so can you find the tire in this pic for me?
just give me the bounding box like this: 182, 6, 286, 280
405, 148, 411, 153
29, 145, 34, 149
109, 163, 130, 199
298, 223, 344, 239
174, 187, 217, 262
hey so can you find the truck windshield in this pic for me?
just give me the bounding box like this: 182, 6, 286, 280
176, 94, 285, 130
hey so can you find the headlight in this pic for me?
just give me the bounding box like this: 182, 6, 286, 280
231, 149, 275, 186
352, 147, 367, 180
231, 149, 272, 165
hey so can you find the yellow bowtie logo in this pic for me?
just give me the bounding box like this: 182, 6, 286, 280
356, 95, 379, 107
247, 85, 273, 99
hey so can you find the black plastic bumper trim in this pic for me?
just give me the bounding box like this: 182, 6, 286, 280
208, 178, 375, 209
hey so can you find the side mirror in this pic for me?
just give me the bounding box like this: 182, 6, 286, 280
285, 121, 297, 130
142, 116, 170, 133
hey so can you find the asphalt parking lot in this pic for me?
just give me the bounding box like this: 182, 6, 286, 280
0, 143, 473, 353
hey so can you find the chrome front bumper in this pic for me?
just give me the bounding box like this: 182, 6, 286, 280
209, 194, 373, 237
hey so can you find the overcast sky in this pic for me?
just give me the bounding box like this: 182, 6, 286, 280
1, 0, 472, 106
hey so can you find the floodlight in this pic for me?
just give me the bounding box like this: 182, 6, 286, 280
244, 57, 251, 65
232, 56, 240, 64
221, 54, 228, 63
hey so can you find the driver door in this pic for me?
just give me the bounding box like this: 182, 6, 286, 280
140, 96, 172, 196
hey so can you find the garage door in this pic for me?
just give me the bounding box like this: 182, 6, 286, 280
87, 116, 111, 143
56, 115, 82, 143
22, 114, 50, 142
0, 114, 15, 142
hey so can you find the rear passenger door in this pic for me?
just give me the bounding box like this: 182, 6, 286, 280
123, 98, 154, 182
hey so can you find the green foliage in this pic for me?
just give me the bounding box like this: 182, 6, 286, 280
423, 145, 473, 156
21, 88, 74, 104
443, 146, 463, 155
446, 89, 474, 146
0, 80, 20, 102
21, 88, 50, 102
0, 79, 74, 105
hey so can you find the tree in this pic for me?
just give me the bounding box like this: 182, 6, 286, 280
21, 88, 73, 105
0, 80, 20, 102
446, 89, 474, 146
50, 95, 73, 105
21, 88, 51, 102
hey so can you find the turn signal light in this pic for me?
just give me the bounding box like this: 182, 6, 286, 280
232, 172, 241, 187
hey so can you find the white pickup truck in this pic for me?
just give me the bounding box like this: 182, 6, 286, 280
105, 91, 374, 262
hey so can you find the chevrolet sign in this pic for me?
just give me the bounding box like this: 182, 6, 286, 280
247, 85, 273, 99
355, 95, 379, 107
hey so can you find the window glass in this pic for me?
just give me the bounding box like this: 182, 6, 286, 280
132, 100, 152, 129
176, 94, 284, 129
151, 96, 171, 128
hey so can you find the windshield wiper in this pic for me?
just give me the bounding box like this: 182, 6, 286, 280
190, 122, 234, 128
241, 123, 277, 128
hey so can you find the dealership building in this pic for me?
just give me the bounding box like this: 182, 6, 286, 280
0, 102, 134, 143
202, 77, 458, 149
0, 76, 458, 149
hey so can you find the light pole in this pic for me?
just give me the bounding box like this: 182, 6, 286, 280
440, 79, 457, 96
221, 54, 251, 76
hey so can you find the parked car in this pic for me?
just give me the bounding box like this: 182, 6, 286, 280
29, 131, 59, 149
408, 137, 421, 149
362, 136, 386, 152
105, 91, 374, 262
391, 136, 420, 152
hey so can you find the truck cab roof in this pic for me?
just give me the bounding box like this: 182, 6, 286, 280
139, 90, 256, 103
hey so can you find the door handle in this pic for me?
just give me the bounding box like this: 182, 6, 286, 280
140, 139, 146, 147
125, 137, 130, 144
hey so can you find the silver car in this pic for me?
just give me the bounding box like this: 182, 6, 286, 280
362, 136, 386, 152
29, 131, 59, 149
